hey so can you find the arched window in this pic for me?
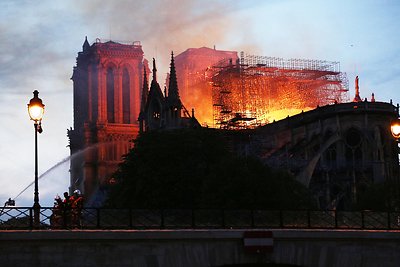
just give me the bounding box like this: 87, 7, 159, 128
107, 68, 115, 123
345, 127, 363, 164
122, 68, 130, 124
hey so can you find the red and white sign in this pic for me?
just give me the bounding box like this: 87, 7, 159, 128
243, 231, 273, 253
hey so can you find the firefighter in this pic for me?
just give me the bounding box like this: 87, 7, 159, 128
62, 191, 73, 227
71, 190, 84, 228
50, 195, 63, 228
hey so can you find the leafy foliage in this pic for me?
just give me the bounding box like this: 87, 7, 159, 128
106, 129, 316, 209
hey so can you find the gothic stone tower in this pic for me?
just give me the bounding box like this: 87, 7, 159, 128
68, 37, 147, 200
139, 53, 200, 132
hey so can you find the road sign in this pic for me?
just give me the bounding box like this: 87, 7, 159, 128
243, 231, 273, 253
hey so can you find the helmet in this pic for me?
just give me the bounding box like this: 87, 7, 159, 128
73, 189, 81, 195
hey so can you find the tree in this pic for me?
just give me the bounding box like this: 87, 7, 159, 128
106, 128, 316, 209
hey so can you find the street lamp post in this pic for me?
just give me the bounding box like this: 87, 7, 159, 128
390, 119, 400, 211
391, 120, 400, 140
27, 90, 45, 227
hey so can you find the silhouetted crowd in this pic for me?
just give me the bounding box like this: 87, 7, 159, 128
50, 190, 84, 228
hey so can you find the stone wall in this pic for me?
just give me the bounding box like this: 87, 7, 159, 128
1, 229, 400, 267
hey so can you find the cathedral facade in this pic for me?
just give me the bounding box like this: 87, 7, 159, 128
68, 38, 147, 200
68, 38, 199, 203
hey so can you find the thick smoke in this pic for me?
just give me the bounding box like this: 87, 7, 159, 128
72, 0, 250, 74
0, 0, 256, 202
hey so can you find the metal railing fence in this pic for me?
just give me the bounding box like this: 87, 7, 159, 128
1, 207, 399, 230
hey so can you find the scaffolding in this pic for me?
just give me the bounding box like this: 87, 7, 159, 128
212, 52, 349, 129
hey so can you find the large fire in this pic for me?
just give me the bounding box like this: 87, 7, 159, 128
175, 49, 349, 129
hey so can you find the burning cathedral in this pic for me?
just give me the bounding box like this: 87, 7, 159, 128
68, 38, 199, 203
68, 37, 400, 209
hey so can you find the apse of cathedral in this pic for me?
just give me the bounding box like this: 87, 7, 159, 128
68, 38, 199, 203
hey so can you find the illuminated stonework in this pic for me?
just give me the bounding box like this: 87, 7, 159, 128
68, 38, 147, 202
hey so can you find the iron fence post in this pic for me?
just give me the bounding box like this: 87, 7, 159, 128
160, 209, 165, 229
388, 211, 391, 230
129, 208, 133, 229
96, 208, 100, 229
221, 209, 225, 228
334, 210, 338, 228
361, 210, 365, 229
62, 208, 67, 229
307, 210, 311, 228
250, 209, 255, 228
29, 208, 33, 229
191, 209, 195, 228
